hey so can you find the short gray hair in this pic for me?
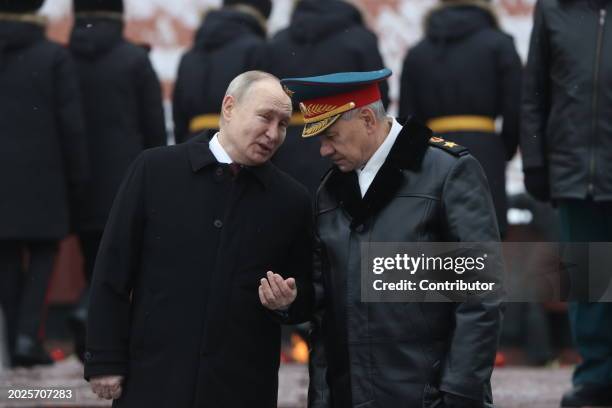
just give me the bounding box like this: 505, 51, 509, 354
340, 100, 386, 121
224, 70, 279, 103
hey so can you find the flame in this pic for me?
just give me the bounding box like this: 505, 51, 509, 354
290, 333, 309, 364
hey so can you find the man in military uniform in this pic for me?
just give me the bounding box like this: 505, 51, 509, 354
0, 0, 89, 367
400, 0, 522, 237
263, 69, 503, 408
68, 0, 167, 361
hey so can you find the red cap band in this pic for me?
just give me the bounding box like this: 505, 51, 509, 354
301, 83, 382, 120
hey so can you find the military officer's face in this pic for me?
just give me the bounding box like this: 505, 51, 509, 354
222, 79, 292, 166
319, 108, 379, 172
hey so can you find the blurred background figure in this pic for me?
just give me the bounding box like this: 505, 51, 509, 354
172, 0, 271, 143
67, 0, 166, 361
502, 193, 565, 367
521, 0, 612, 405
399, 0, 522, 238
263, 0, 389, 197
0, 0, 89, 367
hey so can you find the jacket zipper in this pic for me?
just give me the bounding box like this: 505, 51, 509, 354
589, 9, 607, 196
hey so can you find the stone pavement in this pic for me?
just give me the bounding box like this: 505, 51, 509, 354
0, 357, 573, 407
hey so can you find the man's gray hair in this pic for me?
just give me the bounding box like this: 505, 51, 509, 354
340, 100, 386, 121
224, 70, 279, 102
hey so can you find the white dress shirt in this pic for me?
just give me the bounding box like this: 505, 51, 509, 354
356, 117, 403, 197
209, 132, 233, 164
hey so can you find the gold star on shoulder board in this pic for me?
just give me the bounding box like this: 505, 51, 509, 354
443, 141, 458, 148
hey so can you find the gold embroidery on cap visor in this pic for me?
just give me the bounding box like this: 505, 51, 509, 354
302, 114, 342, 138
298, 101, 356, 138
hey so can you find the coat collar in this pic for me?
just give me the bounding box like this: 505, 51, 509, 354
324, 116, 432, 229
186, 132, 275, 189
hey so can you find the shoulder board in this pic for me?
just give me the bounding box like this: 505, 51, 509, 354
428, 137, 469, 157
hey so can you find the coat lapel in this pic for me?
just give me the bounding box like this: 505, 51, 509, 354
325, 116, 432, 229
187, 133, 217, 172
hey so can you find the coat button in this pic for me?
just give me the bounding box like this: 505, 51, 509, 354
84, 351, 92, 361
213, 219, 223, 228
215, 167, 224, 177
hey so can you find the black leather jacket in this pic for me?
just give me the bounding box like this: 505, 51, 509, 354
521, 0, 612, 200
309, 118, 503, 408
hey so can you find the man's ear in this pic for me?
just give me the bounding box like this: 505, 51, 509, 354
221, 95, 236, 123
359, 107, 378, 133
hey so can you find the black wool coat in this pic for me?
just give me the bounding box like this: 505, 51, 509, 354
69, 17, 166, 232
0, 19, 89, 240
84, 133, 314, 408
173, 9, 266, 144
399, 1, 522, 235
262, 0, 390, 197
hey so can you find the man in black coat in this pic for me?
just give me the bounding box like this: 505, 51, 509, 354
0, 0, 89, 367
400, 0, 522, 237
172, 0, 271, 143
67, 0, 167, 360
85, 71, 313, 407
521, 0, 612, 406
263, 0, 389, 197
274, 70, 503, 408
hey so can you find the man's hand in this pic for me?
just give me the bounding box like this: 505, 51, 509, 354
259, 271, 297, 310
90, 375, 124, 400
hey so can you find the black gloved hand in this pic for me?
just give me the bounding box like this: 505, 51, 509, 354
442, 392, 483, 408
524, 166, 550, 202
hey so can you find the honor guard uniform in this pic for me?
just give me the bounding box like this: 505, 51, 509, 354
67, 0, 167, 361
0, 0, 89, 366
399, 0, 522, 237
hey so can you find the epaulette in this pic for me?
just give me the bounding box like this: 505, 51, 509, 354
428, 137, 469, 157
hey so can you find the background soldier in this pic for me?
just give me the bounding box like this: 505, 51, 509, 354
521, 0, 612, 406
67, 0, 167, 361
0, 0, 89, 367
263, 0, 389, 197
400, 0, 522, 237
172, 0, 271, 143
